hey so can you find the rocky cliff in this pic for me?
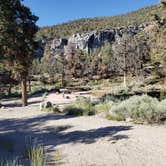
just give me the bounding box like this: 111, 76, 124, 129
48, 23, 150, 56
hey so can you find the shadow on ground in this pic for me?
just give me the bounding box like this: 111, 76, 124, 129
1, 100, 42, 108
0, 113, 132, 162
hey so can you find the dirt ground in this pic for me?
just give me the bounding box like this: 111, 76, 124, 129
0, 92, 166, 166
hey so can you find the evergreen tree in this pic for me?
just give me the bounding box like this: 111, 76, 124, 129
0, 0, 39, 106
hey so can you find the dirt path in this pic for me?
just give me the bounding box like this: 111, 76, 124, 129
0, 106, 166, 166
0, 91, 95, 109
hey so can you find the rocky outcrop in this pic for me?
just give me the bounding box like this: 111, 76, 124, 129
47, 23, 150, 56
67, 26, 138, 53
50, 38, 68, 54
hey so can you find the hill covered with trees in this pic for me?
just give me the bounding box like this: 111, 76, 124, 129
36, 4, 163, 40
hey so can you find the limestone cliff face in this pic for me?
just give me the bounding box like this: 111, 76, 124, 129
47, 23, 150, 56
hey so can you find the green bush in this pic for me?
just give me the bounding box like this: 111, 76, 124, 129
0, 137, 46, 166
111, 86, 130, 95
65, 97, 96, 116
95, 101, 113, 113
160, 90, 166, 100
55, 81, 62, 88
106, 114, 125, 121
24, 137, 45, 166
156, 99, 166, 121
41, 107, 60, 113
88, 80, 102, 87
109, 95, 166, 124
64, 106, 84, 116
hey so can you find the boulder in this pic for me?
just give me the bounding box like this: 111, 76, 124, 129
125, 117, 133, 122
40, 101, 53, 110
65, 96, 70, 99
52, 106, 61, 113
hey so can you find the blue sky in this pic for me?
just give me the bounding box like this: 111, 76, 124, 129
23, 0, 159, 27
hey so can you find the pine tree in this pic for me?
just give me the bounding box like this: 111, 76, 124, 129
0, 0, 39, 106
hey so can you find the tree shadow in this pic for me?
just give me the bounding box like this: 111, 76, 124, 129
1, 99, 42, 108
1, 103, 23, 108
0, 113, 132, 162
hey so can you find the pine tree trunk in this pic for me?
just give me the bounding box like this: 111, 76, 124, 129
21, 77, 28, 106
8, 71, 12, 96
123, 70, 127, 87
28, 80, 31, 92
61, 55, 66, 87
62, 69, 65, 87
8, 84, 12, 96
123, 54, 127, 87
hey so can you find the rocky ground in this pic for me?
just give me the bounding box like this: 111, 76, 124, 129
0, 92, 166, 166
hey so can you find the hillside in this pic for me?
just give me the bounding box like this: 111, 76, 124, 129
32, 2, 166, 88
36, 4, 162, 40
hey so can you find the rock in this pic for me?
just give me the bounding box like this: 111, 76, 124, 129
65, 96, 70, 99
45, 101, 53, 108
65, 26, 140, 54
126, 117, 133, 122
40, 101, 53, 110
52, 106, 61, 113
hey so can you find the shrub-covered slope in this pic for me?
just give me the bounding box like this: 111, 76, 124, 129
37, 4, 162, 40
